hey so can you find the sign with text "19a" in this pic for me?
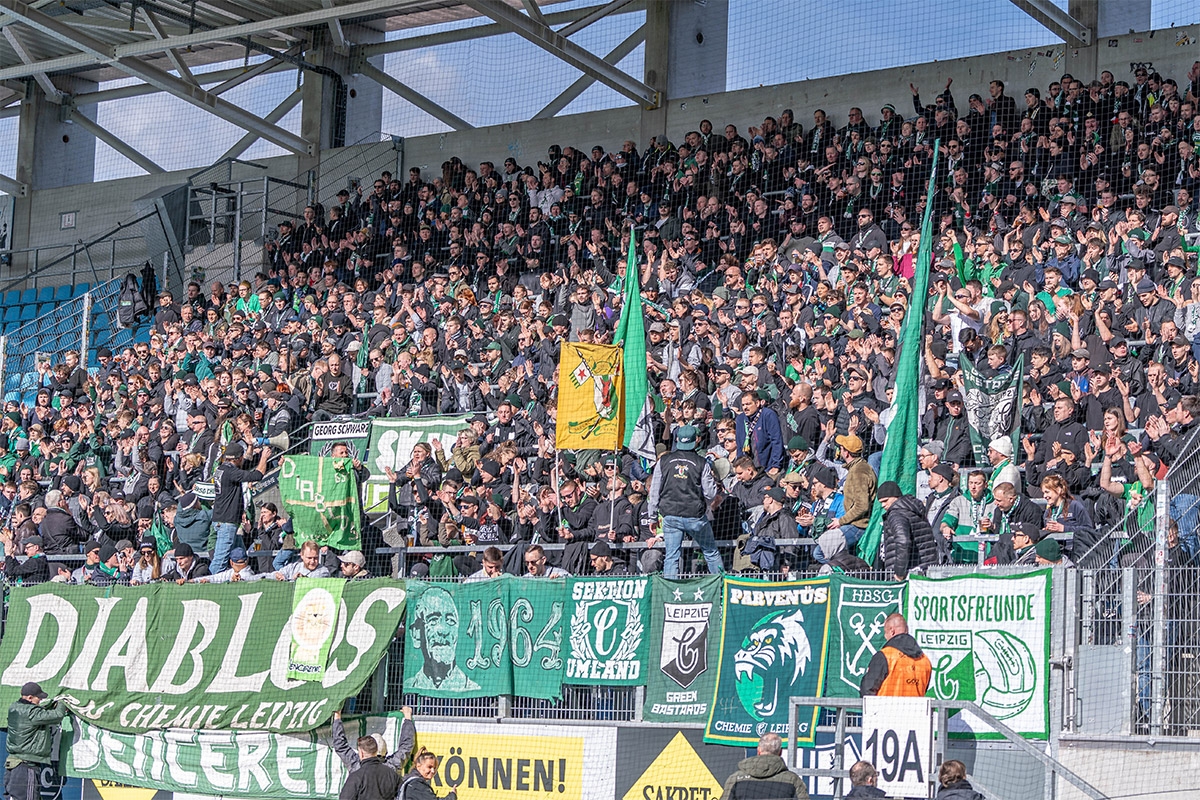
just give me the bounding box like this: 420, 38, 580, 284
861, 697, 934, 798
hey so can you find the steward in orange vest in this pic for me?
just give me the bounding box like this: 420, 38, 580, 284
859, 613, 932, 697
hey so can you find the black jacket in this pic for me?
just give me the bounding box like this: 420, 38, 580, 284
339, 756, 401, 800
845, 785, 887, 798
3, 554, 49, 584
881, 496, 938, 577
397, 771, 456, 800
40, 507, 85, 555
935, 780, 984, 799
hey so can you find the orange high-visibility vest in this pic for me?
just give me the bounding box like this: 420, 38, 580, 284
877, 645, 933, 697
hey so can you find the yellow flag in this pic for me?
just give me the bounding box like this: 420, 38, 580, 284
555, 343, 624, 451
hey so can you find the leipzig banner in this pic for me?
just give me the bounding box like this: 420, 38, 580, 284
906, 570, 1051, 739
960, 353, 1024, 468
705, 577, 831, 747
642, 576, 722, 723
61, 714, 405, 800
0, 581, 406, 733
822, 576, 906, 698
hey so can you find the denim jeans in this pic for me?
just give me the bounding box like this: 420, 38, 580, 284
1169, 494, 1200, 561
209, 521, 239, 573
661, 515, 724, 579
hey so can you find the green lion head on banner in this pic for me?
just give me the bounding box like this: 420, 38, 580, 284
733, 609, 812, 720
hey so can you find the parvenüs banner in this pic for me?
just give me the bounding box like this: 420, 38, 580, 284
822, 575, 906, 699
61, 714, 405, 800
414, 721, 616, 800
642, 576, 722, 723
0, 581, 406, 733
705, 577, 831, 747
906, 570, 1051, 739
402, 577, 565, 700
364, 416, 472, 511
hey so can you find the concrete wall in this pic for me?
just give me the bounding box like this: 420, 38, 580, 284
12, 25, 1199, 258
402, 25, 1199, 175
1057, 735, 1200, 800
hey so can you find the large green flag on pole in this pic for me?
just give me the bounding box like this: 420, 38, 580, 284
856, 141, 941, 567
279, 455, 362, 550
613, 232, 656, 461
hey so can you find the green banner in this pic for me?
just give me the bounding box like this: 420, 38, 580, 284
906, 570, 1051, 739
403, 577, 566, 701
822, 575, 906, 698
0, 581, 406, 733
564, 577, 651, 685
960, 353, 1025, 468
506, 577, 566, 700
643, 576, 722, 723
705, 577, 831, 747
365, 415, 472, 511
288, 579, 347, 682
61, 712, 406, 799
279, 456, 362, 550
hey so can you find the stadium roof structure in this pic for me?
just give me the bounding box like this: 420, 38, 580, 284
0, 0, 653, 168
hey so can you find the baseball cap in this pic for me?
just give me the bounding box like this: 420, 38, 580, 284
675, 425, 698, 450
229, 547, 248, 563
338, 550, 366, 567
20, 682, 47, 700
766, 486, 788, 502
834, 434, 863, 454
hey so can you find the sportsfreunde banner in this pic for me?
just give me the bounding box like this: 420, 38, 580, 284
564, 577, 651, 685
402, 577, 566, 700
822, 575, 906, 698
906, 570, 1051, 739
61, 714, 406, 800
278, 456, 362, 551
705, 577, 831, 747
556, 343, 623, 451
365, 415, 472, 511
960, 353, 1025, 468
0, 582, 406, 733
643, 576, 722, 723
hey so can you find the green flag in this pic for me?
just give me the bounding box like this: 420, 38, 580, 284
821, 574, 905, 698
857, 140, 941, 567
148, 510, 172, 557
643, 575, 722, 722
279, 456, 362, 550
613, 232, 655, 461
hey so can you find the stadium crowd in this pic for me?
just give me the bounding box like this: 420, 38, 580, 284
2, 62, 1200, 584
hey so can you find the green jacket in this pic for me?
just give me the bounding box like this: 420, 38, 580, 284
719, 754, 810, 800
6, 699, 67, 764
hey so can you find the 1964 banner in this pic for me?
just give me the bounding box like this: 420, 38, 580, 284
0, 581, 406, 733
61, 714, 406, 799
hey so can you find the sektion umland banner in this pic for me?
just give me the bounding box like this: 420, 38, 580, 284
822, 575, 906, 698
555, 343, 624, 451
402, 577, 565, 700
364, 415, 473, 511
0, 581, 406, 733
564, 576, 651, 685
278, 456, 362, 551
705, 577, 831, 747
960, 353, 1025, 468
61, 713, 406, 800
906, 570, 1051, 739
642, 576, 722, 723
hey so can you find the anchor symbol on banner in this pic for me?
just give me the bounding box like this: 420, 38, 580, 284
845, 611, 887, 677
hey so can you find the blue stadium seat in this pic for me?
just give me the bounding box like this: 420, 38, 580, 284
2, 306, 18, 324
20, 391, 35, 407
3, 376, 18, 393
36, 286, 54, 304
3, 290, 18, 306
92, 313, 110, 330
19, 306, 36, 321
19, 373, 36, 390
134, 326, 152, 344
19, 288, 35, 305
72, 283, 90, 297
38, 303, 54, 317
53, 285, 72, 302
2, 322, 17, 335
3, 391, 18, 403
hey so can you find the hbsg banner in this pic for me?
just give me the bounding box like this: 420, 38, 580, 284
822, 575, 906, 698
705, 577, 831, 747
642, 576, 722, 723
0, 581, 406, 734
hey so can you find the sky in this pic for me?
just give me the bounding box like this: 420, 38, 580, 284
0, 0, 1198, 188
